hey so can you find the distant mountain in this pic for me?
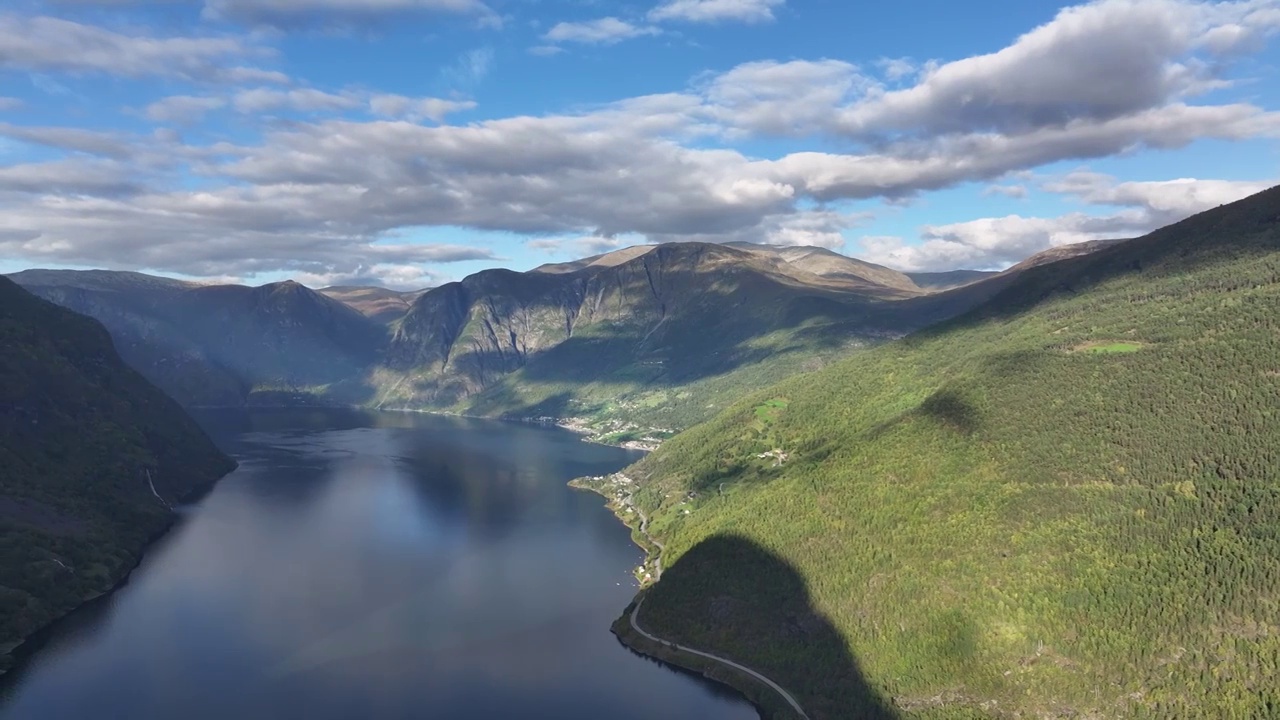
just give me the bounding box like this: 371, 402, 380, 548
318, 285, 427, 325
613, 185, 1280, 717
9, 239, 1120, 439
532, 245, 664, 275
726, 242, 923, 294
0, 277, 235, 671
3, 269, 198, 293
9, 271, 387, 407
380, 241, 993, 435
536, 242, 922, 296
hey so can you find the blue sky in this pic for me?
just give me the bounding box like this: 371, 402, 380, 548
1, 0, 1278, 288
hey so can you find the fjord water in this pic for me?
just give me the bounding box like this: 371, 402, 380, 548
0, 409, 757, 720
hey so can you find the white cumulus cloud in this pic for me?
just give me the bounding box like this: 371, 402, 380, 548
648, 0, 784, 24
544, 18, 659, 45
859, 173, 1276, 271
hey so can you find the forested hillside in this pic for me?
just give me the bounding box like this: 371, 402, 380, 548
620, 186, 1280, 717
0, 278, 235, 671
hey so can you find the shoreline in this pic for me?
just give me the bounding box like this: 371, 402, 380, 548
0, 462, 237, 678
194, 401, 665, 451
569, 476, 806, 720
0, 519, 174, 677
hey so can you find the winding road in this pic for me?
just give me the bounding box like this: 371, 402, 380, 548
633, 505, 664, 579
628, 596, 811, 720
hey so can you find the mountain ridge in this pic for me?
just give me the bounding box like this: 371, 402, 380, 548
376, 240, 990, 435
317, 285, 428, 325
9, 239, 1119, 441
533, 240, 949, 297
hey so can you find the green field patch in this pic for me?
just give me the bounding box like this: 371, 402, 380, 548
753, 398, 789, 423
1071, 341, 1144, 354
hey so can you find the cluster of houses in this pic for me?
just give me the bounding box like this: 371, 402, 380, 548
756, 448, 790, 466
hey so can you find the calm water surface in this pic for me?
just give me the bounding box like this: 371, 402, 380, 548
0, 408, 757, 720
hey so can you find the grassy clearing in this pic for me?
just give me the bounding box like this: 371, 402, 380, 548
1073, 341, 1144, 354
754, 398, 789, 423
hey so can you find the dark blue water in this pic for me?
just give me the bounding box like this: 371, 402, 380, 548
0, 408, 757, 720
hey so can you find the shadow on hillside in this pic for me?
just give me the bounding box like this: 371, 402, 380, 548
487, 262, 992, 390
464, 388, 578, 421
839, 384, 985, 456
640, 534, 898, 720
245, 379, 380, 409
510, 297, 931, 389
916, 386, 981, 435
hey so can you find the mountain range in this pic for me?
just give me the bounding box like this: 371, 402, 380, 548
10, 241, 1066, 445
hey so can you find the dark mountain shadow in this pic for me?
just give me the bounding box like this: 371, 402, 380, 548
510, 295, 922, 391
674, 381, 985, 500
852, 385, 985, 451
191, 405, 380, 438
631, 534, 898, 720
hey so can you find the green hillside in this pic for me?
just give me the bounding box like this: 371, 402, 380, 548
618, 187, 1280, 717
0, 277, 236, 671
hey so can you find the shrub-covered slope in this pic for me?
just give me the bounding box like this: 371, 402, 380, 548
0, 277, 235, 670
625, 186, 1280, 717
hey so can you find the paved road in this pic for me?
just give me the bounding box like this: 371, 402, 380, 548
629, 596, 811, 720
633, 506, 664, 579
